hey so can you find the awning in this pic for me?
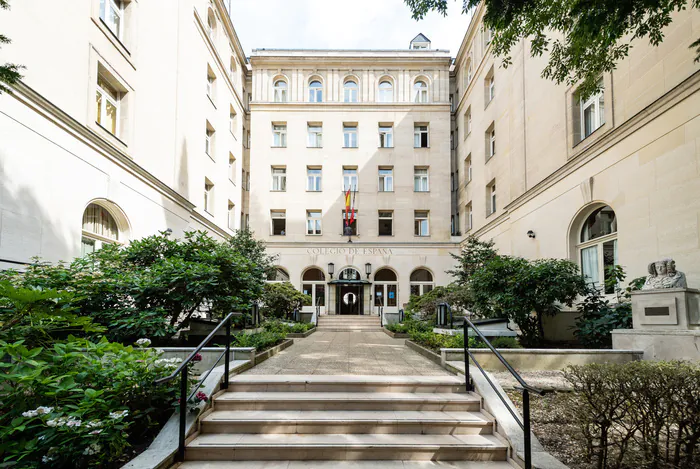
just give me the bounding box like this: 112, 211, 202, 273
328, 279, 371, 285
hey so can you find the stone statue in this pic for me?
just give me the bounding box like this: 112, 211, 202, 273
642, 258, 688, 290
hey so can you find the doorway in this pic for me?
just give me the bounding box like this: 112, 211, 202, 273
338, 284, 362, 315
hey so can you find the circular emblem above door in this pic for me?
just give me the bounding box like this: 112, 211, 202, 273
343, 292, 357, 305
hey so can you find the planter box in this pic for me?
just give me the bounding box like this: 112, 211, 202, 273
383, 328, 410, 339
156, 347, 255, 374
253, 338, 294, 365
441, 348, 643, 371
286, 327, 316, 338
405, 340, 442, 366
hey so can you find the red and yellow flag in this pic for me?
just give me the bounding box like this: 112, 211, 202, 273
344, 188, 352, 226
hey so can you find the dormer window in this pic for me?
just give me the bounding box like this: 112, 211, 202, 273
410, 33, 431, 50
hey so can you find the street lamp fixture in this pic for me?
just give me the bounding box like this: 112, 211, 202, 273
328, 262, 335, 279
365, 262, 372, 279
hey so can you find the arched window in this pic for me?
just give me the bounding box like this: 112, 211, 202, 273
414, 80, 428, 103
409, 268, 434, 297
339, 267, 360, 281
302, 268, 326, 308
81, 203, 122, 256
576, 205, 618, 293
309, 80, 323, 103
374, 268, 398, 309
268, 267, 290, 282
344, 80, 358, 103
206, 9, 216, 40
274, 80, 288, 103
378, 80, 393, 103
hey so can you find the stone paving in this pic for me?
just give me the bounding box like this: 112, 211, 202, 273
243, 331, 451, 376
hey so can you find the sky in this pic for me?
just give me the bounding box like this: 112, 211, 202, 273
227, 0, 473, 57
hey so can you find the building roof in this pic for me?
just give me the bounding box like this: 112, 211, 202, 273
410, 33, 431, 43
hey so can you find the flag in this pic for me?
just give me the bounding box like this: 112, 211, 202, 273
349, 188, 357, 225
344, 187, 352, 226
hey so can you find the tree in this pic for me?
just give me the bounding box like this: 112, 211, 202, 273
0, 0, 23, 94
447, 235, 498, 285
405, 0, 700, 99
259, 282, 311, 320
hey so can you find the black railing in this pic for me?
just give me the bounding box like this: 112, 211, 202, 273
155, 312, 240, 462
462, 315, 545, 469
315, 297, 322, 327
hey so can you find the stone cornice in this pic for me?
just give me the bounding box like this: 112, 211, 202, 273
6, 82, 195, 211
265, 241, 460, 249
250, 102, 450, 112
250, 55, 452, 68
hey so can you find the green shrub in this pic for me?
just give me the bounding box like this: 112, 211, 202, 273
409, 330, 521, 353
259, 282, 311, 320
232, 330, 286, 351
564, 361, 700, 469
262, 320, 314, 335
0, 337, 196, 468
405, 283, 472, 322
385, 323, 410, 333
484, 336, 522, 349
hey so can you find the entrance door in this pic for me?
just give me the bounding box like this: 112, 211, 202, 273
338, 285, 362, 315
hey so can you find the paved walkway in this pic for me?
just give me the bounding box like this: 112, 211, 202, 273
243, 331, 451, 376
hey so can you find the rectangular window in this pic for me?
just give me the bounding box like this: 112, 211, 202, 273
343, 167, 358, 192
228, 201, 235, 230
343, 124, 358, 148
306, 210, 322, 235
414, 125, 429, 148
414, 210, 429, 237
96, 72, 120, 136
489, 76, 495, 102
378, 167, 393, 192
206, 67, 216, 100
414, 167, 429, 192
307, 167, 322, 191
271, 210, 286, 235
466, 202, 473, 231
488, 182, 497, 215
465, 107, 472, 137
451, 215, 455, 236
581, 79, 605, 139
100, 0, 123, 39
204, 180, 214, 214
451, 131, 455, 150
486, 124, 496, 159
271, 167, 286, 191
451, 172, 455, 192
466, 155, 472, 183
229, 107, 237, 134
342, 210, 358, 235
307, 124, 323, 148
272, 123, 287, 147
483, 26, 493, 47
455, 212, 460, 235
229, 154, 236, 182
246, 171, 250, 191
205, 123, 215, 157
378, 124, 393, 148
378, 211, 393, 236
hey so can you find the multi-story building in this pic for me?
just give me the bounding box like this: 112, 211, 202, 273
1, 2, 699, 330
248, 38, 456, 317
0, 0, 249, 267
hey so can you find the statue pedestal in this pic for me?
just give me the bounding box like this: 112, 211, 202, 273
613, 288, 700, 361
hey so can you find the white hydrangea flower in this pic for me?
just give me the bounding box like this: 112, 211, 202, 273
66, 419, 82, 428
22, 410, 38, 418
89, 429, 102, 435
135, 338, 152, 347
83, 443, 102, 455
36, 406, 54, 415
109, 410, 129, 419
86, 420, 103, 429
46, 417, 69, 427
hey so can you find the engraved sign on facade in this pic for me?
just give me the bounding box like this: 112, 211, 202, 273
306, 247, 394, 255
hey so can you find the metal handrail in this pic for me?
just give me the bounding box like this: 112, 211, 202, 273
154, 311, 240, 462
461, 314, 545, 469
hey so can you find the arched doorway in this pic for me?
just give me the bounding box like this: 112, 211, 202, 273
336, 267, 364, 315
374, 268, 398, 315
302, 267, 326, 314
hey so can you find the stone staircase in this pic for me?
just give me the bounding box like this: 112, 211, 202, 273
316, 315, 383, 331
179, 375, 514, 467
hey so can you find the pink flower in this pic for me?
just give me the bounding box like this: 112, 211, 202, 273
195, 392, 208, 402
192, 353, 203, 363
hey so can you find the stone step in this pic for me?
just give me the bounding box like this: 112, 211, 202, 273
315, 328, 385, 332
214, 391, 481, 411
179, 460, 517, 468
226, 375, 466, 393
201, 410, 493, 435
185, 433, 508, 461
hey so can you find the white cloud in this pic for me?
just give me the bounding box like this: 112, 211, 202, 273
228, 0, 472, 56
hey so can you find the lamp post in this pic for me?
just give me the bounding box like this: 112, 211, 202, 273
365, 262, 372, 279
328, 262, 335, 279
437, 303, 449, 327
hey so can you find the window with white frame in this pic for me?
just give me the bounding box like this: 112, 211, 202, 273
466, 202, 473, 231
488, 76, 495, 102
204, 179, 214, 214
307, 123, 323, 148
341, 210, 358, 235
486, 124, 496, 159
577, 205, 618, 294
465, 107, 472, 137
451, 215, 456, 236
378, 167, 393, 192
343, 124, 358, 148
414, 211, 429, 237
414, 167, 429, 192
309, 80, 323, 103
272, 123, 287, 147
205, 123, 215, 157
99, 0, 124, 39
378, 124, 393, 148
228, 201, 235, 230
414, 80, 428, 103
343, 167, 358, 192
206, 67, 216, 100
81, 203, 121, 256
488, 181, 496, 215
465, 154, 472, 183
414, 124, 429, 148
271, 167, 286, 191
228, 154, 236, 182
274, 80, 288, 103
378, 80, 393, 103
344, 80, 358, 103
306, 210, 322, 235
378, 211, 393, 236
307, 167, 322, 191
271, 210, 286, 235
302, 268, 326, 307
246, 171, 250, 191
455, 212, 460, 234
580, 79, 605, 139
483, 25, 493, 48
96, 71, 120, 136
467, 60, 473, 84
229, 107, 237, 134
410, 269, 434, 296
